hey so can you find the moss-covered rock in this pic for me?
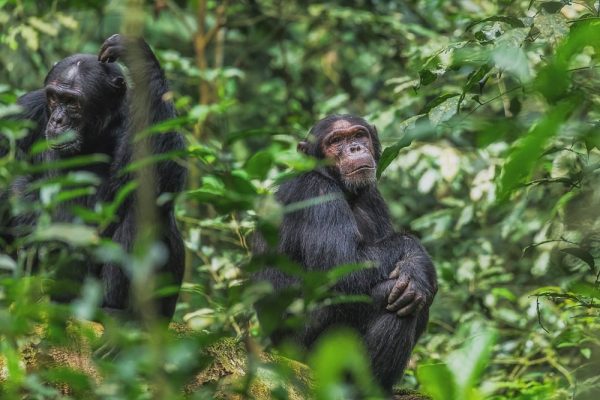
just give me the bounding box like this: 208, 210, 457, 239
1, 320, 429, 399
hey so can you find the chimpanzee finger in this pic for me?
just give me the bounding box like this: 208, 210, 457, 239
98, 48, 112, 63
99, 34, 121, 53
386, 289, 414, 312
98, 43, 111, 61
98, 35, 124, 62
99, 46, 124, 63
389, 267, 400, 280
396, 296, 424, 317
387, 278, 408, 304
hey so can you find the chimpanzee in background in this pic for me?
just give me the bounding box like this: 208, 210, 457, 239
2, 34, 186, 321
254, 114, 437, 391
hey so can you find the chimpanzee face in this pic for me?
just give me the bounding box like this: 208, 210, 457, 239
45, 70, 86, 154
43, 55, 126, 156
320, 118, 377, 190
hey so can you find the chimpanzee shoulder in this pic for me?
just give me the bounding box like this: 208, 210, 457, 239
15, 90, 47, 154
276, 170, 343, 205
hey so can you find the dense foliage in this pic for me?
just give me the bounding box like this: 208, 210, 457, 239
1, 1, 599, 399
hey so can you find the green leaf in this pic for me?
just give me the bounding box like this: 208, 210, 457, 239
376, 114, 426, 178
419, 69, 437, 87
491, 287, 517, 302
309, 329, 382, 400
581, 348, 592, 359
540, 1, 565, 13
466, 16, 525, 31
569, 282, 600, 300
29, 224, 99, 247
447, 321, 497, 397
464, 64, 492, 93
377, 139, 411, 180
186, 173, 257, 213
245, 150, 274, 179
418, 363, 458, 400
422, 93, 461, 114
561, 247, 596, 272
428, 94, 461, 126
492, 46, 531, 82
497, 99, 576, 200
535, 14, 569, 42
0, 254, 16, 271
535, 20, 600, 102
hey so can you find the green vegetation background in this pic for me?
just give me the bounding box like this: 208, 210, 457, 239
0, 0, 599, 399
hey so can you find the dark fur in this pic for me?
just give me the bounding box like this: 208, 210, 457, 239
2, 36, 186, 320
254, 114, 437, 391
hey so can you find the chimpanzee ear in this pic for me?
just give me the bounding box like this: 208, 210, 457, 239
297, 141, 310, 154
371, 124, 379, 137
112, 76, 126, 91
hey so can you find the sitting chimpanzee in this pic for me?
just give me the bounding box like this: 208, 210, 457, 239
254, 114, 437, 392
2, 34, 186, 321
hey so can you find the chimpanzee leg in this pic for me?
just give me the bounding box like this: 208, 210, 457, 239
300, 304, 352, 347
364, 312, 417, 391
155, 212, 185, 319
102, 211, 184, 321
102, 212, 134, 312
366, 279, 430, 391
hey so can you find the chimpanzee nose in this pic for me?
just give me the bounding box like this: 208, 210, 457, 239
349, 143, 362, 153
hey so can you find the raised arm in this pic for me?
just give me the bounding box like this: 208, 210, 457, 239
98, 34, 172, 124
98, 34, 186, 197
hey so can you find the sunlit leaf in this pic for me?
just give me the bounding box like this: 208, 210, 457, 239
309, 329, 382, 400
428, 95, 460, 126
0, 254, 17, 271
418, 363, 457, 400
29, 224, 99, 246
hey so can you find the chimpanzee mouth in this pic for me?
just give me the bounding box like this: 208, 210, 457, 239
49, 137, 80, 153
50, 140, 77, 150
347, 165, 376, 175
48, 131, 79, 152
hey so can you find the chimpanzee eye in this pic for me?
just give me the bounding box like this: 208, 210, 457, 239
66, 98, 82, 111
329, 136, 343, 145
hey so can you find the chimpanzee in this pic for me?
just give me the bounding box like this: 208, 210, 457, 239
254, 114, 437, 391
2, 34, 186, 320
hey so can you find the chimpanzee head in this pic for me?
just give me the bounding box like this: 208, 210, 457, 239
43, 54, 127, 155
298, 114, 381, 191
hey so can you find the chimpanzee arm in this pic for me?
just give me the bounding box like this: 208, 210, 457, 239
252, 231, 300, 290
98, 34, 186, 196
355, 185, 437, 316
97, 35, 186, 320
382, 234, 437, 316
277, 173, 405, 294
278, 172, 436, 314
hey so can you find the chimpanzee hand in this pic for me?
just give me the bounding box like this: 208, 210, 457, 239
98, 34, 126, 63
386, 260, 436, 317
98, 34, 156, 71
